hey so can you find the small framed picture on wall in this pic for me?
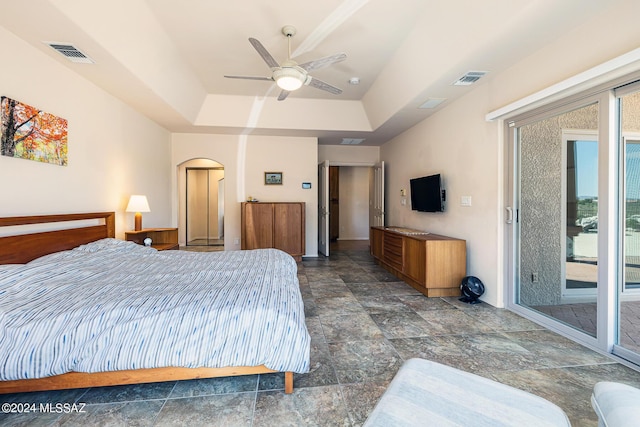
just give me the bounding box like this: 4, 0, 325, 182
264, 172, 283, 185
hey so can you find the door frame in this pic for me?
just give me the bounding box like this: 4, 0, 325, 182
185, 166, 224, 246
372, 161, 385, 227
317, 161, 378, 256
318, 160, 330, 256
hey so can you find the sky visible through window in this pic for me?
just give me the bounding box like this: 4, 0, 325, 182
575, 140, 598, 199
627, 141, 640, 200
575, 139, 640, 199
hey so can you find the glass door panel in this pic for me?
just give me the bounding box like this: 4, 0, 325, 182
516, 102, 599, 337
565, 138, 599, 300
617, 89, 640, 356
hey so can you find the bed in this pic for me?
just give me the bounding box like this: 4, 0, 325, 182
0, 212, 309, 394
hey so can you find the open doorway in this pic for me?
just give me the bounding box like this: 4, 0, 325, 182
320, 163, 377, 255
184, 160, 225, 248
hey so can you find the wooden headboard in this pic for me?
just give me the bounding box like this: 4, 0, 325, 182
0, 212, 115, 264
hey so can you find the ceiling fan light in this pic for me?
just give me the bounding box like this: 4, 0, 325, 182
276, 76, 303, 91
274, 67, 305, 91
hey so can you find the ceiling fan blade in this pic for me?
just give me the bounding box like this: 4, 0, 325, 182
298, 53, 347, 72
277, 90, 291, 101
248, 38, 280, 69
224, 75, 273, 81
307, 77, 343, 95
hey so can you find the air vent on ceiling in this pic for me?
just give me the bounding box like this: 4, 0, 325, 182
419, 98, 446, 109
452, 71, 487, 86
341, 138, 365, 145
45, 42, 94, 64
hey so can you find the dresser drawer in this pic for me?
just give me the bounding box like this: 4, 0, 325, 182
383, 233, 403, 270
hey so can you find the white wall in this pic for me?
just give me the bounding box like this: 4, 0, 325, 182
381, 0, 640, 308
338, 167, 370, 240
318, 145, 379, 165
0, 26, 171, 237
172, 134, 318, 255
382, 84, 499, 304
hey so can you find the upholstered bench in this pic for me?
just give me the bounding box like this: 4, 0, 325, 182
592, 381, 640, 427
364, 358, 571, 426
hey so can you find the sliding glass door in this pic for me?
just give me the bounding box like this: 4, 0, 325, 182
513, 101, 600, 338
614, 85, 640, 362
507, 74, 640, 365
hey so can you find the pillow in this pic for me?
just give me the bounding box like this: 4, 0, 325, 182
74, 238, 156, 253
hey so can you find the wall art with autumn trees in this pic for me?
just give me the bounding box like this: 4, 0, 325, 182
1, 96, 68, 166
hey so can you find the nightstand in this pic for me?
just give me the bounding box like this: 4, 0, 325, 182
125, 228, 179, 251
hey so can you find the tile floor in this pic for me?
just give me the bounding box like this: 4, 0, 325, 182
534, 301, 640, 355
3, 245, 640, 426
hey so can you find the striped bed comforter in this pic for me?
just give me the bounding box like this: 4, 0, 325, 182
0, 239, 310, 380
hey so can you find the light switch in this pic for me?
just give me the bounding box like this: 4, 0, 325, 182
461, 196, 472, 206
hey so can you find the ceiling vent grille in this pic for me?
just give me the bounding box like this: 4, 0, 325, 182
418, 98, 446, 109
45, 42, 94, 64
452, 71, 487, 86
341, 138, 365, 145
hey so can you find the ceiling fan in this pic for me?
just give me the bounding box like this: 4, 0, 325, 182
224, 25, 347, 101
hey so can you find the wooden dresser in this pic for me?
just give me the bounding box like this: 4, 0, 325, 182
370, 226, 466, 297
241, 202, 305, 261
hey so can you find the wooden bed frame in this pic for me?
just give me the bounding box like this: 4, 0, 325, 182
0, 212, 294, 394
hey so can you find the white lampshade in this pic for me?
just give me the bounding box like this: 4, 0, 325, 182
126, 195, 150, 213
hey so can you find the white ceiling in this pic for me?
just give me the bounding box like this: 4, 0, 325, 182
0, 0, 624, 145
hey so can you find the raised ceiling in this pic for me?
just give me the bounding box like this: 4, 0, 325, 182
0, 0, 624, 145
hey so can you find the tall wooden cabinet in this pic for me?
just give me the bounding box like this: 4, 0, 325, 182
241, 202, 305, 261
370, 226, 466, 297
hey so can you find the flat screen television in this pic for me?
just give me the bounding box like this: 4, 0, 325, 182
410, 173, 444, 212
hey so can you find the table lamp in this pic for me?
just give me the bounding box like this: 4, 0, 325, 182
126, 195, 150, 231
